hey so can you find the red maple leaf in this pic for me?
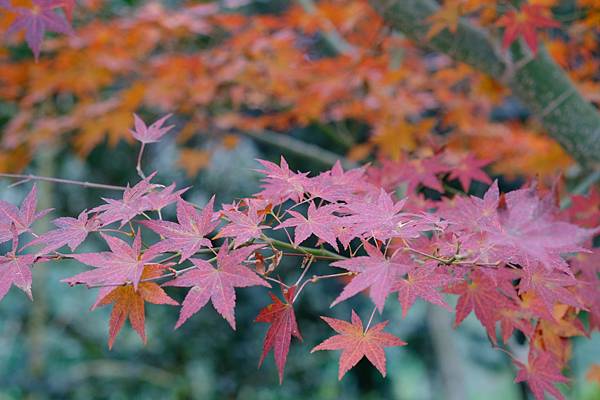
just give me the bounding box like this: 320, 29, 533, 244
130, 114, 175, 144
4, 0, 73, 60
276, 202, 340, 250
311, 310, 406, 379
255, 285, 302, 383
0, 235, 35, 301
445, 270, 516, 340
64, 230, 157, 290
142, 198, 218, 262
497, 4, 560, 55
564, 187, 600, 228
164, 244, 269, 329
94, 264, 178, 349
330, 242, 415, 312
514, 351, 569, 400
393, 262, 453, 318
27, 210, 100, 255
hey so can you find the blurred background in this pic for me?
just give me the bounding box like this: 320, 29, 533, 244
0, 0, 599, 399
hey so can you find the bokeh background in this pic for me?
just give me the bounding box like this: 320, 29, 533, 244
1, 0, 599, 399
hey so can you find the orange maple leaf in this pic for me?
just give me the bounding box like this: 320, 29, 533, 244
95, 264, 178, 349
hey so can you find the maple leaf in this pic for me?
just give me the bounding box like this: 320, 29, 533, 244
304, 161, 371, 203
0, 184, 51, 243
518, 263, 582, 313
489, 185, 595, 272
393, 262, 453, 318
255, 285, 302, 383
142, 198, 218, 262
64, 230, 156, 290
441, 180, 501, 234
445, 270, 516, 340
342, 189, 425, 242
27, 210, 100, 255
216, 200, 269, 248
256, 157, 309, 205
564, 187, 600, 228
91, 174, 183, 227
94, 264, 178, 349
426, 4, 462, 39
446, 153, 492, 191
497, 4, 560, 54
130, 113, 175, 144
164, 244, 268, 329
4, 0, 74, 60
514, 351, 569, 400
395, 156, 449, 193
330, 242, 415, 312
311, 310, 406, 380
276, 202, 340, 250
0, 235, 35, 301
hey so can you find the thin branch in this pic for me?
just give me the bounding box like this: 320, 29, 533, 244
261, 236, 346, 260
0, 173, 126, 191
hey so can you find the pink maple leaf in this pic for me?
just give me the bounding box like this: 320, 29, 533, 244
0, 235, 35, 301
63, 230, 156, 290
305, 160, 372, 203
27, 210, 100, 255
446, 153, 492, 191
490, 185, 596, 272
0, 184, 51, 243
4, 0, 74, 60
330, 242, 415, 312
217, 200, 269, 248
164, 243, 268, 329
142, 198, 218, 262
276, 202, 340, 250
91, 174, 183, 227
518, 263, 582, 313
130, 114, 175, 144
342, 189, 419, 241
256, 157, 309, 205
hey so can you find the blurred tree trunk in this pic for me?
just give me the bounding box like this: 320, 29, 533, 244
369, 0, 600, 168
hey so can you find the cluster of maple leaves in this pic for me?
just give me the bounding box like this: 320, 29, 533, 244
1, 114, 599, 400
1, 0, 598, 178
